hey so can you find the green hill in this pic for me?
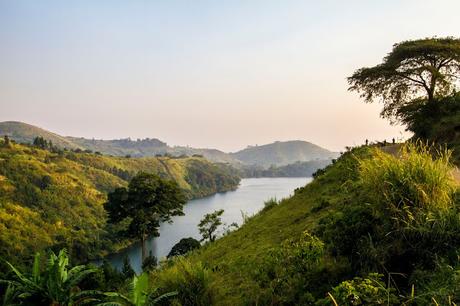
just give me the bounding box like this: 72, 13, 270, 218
150, 144, 460, 305
231, 140, 337, 169
0, 140, 240, 268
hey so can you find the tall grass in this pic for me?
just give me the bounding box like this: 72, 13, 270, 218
359, 141, 457, 225
151, 257, 217, 306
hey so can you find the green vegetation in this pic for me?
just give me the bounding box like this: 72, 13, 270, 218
151, 257, 217, 306
105, 172, 186, 262
2, 37, 460, 305
1, 250, 177, 306
348, 37, 460, 119
1, 249, 101, 305
145, 142, 460, 304
198, 209, 224, 243
167, 238, 201, 258
0, 141, 239, 271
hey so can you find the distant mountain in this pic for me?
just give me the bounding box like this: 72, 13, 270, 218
231, 140, 338, 168
0, 121, 337, 168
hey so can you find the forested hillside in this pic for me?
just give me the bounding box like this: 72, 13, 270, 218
0, 140, 239, 269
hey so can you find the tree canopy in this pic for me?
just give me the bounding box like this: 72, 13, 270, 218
105, 172, 186, 261
198, 209, 224, 243
348, 37, 460, 120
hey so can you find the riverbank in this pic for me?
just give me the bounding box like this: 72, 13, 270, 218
105, 177, 311, 273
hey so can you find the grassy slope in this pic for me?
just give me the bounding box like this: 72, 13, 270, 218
161, 147, 368, 304
0, 142, 240, 267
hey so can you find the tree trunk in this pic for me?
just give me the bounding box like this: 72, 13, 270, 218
141, 235, 147, 263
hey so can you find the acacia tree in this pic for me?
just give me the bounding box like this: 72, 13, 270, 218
105, 172, 186, 262
348, 37, 460, 120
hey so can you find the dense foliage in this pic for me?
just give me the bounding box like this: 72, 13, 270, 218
145, 143, 460, 305
348, 37, 460, 120
167, 238, 201, 258
198, 209, 224, 243
0, 142, 239, 272
105, 172, 186, 262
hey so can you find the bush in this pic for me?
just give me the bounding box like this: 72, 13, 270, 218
167, 237, 201, 258
261, 198, 278, 212
317, 273, 399, 305
152, 257, 217, 306
253, 232, 326, 304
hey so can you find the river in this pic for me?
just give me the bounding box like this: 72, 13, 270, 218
107, 177, 312, 273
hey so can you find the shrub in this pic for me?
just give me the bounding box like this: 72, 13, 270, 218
253, 232, 326, 304
261, 197, 278, 212
152, 257, 217, 306
317, 273, 400, 305
167, 238, 201, 258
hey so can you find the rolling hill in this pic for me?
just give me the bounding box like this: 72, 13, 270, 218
230, 140, 338, 168
0, 140, 240, 268
0, 121, 82, 150
0, 121, 337, 169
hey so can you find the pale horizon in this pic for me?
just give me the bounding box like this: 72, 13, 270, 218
2, 1, 459, 152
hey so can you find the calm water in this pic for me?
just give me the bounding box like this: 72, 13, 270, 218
107, 177, 312, 273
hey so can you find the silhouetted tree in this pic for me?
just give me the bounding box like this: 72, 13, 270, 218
348, 37, 460, 121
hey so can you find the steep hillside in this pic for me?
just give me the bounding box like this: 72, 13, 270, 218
231, 140, 337, 168
0, 121, 82, 149
0, 140, 240, 268
151, 145, 460, 305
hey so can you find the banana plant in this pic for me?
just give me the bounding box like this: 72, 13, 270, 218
98, 273, 177, 306
1, 249, 104, 306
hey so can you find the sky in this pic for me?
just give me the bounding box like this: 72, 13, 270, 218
1, 1, 460, 152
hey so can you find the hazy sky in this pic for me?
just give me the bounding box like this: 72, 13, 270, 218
1, 1, 459, 152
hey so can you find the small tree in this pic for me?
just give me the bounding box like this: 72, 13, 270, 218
105, 172, 186, 262
348, 37, 460, 120
198, 209, 224, 243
